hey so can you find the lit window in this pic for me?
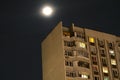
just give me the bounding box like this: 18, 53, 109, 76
104, 77, 109, 80
81, 74, 89, 79
109, 50, 114, 54
103, 67, 108, 73
89, 37, 95, 43
111, 59, 116, 65
75, 42, 86, 48
80, 42, 86, 48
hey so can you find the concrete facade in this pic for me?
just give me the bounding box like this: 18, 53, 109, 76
41, 22, 120, 80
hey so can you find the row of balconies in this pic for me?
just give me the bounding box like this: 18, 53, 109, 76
64, 50, 89, 59
66, 71, 90, 79
65, 60, 90, 69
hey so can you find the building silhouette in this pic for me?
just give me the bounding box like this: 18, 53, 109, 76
41, 22, 120, 80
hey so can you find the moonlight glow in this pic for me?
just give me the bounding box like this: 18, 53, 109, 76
42, 6, 53, 16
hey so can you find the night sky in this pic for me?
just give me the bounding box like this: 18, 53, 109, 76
1, 0, 120, 80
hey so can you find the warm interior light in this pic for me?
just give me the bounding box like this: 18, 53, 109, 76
111, 59, 116, 65
103, 67, 108, 73
89, 37, 94, 43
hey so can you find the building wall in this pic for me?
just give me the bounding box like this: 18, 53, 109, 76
42, 22, 120, 80
41, 22, 65, 80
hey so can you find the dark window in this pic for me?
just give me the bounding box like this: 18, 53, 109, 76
76, 32, 85, 39
98, 39, 105, 48
78, 61, 89, 68
65, 61, 73, 66
66, 71, 76, 77
64, 41, 75, 47
94, 77, 99, 80
100, 49, 106, 57
111, 55, 115, 59
112, 65, 117, 68
65, 50, 73, 57
112, 70, 119, 78
108, 42, 114, 49
92, 66, 99, 75
92, 56, 97, 65
101, 58, 107, 66
104, 73, 109, 76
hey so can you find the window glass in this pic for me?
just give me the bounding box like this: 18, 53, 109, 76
75, 42, 86, 48
78, 61, 89, 68
90, 46, 96, 54
82, 74, 88, 78
103, 67, 108, 73
111, 59, 116, 65
104, 77, 109, 80
89, 37, 95, 43
80, 42, 86, 48
109, 50, 114, 54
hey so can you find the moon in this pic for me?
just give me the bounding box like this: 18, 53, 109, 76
41, 6, 54, 17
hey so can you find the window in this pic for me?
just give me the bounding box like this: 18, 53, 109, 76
65, 61, 73, 66
81, 74, 89, 79
75, 42, 86, 48
109, 50, 114, 54
108, 42, 114, 49
94, 77, 99, 80
103, 67, 108, 73
101, 58, 107, 66
100, 49, 106, 57
98, 39, 104, 48
90, 46, 96, 55
66, 71, 76, 77
92, 56, 97, 65
111, 59, 116, 65
78, 61, 89, 68
65, 50, 74, 57
76, 32, 85, 39
78, 50, 88, 58
80, 42, 86, 48
109, 50, 115, 59
89, 37, 95, 43
112, 70, 118, 78
78, 72, 90, 79
92, 66, 99, 75
104, 77, 109, 80
64, 41, 75, 47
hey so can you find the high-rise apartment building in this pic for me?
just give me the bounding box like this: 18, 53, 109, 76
41, 22, 120, 80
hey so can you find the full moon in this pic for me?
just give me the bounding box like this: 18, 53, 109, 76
42, 6, 53, 16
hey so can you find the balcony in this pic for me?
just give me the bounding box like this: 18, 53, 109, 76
78, 61, 90, 69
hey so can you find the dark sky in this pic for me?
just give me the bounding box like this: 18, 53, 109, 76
0, 0, 119, 80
